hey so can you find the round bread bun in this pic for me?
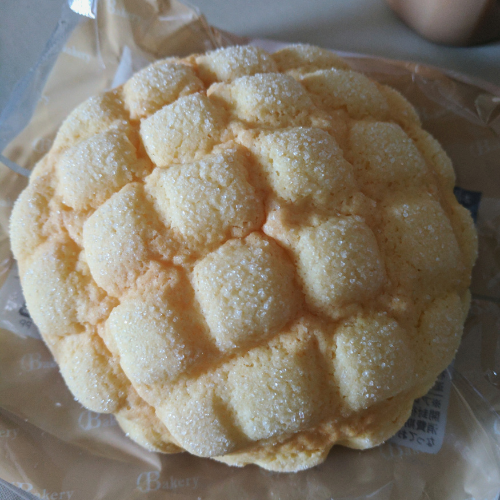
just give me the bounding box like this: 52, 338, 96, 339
9, 44, 477, 471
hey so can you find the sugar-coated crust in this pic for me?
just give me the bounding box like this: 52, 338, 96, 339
9, 44, 477, 471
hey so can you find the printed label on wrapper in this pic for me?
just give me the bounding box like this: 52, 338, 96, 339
390, 370, 452, 453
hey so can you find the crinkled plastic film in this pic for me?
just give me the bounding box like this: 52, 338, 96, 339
1, 2, 500, 499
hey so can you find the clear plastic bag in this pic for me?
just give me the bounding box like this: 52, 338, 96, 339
1, 2, 500, 499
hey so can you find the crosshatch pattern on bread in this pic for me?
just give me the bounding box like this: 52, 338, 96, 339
9, 44, 477, 472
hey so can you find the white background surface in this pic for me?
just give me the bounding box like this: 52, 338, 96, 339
0, 1, 499, 499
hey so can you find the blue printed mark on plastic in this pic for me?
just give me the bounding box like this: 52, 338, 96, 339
454, 187, 482, 223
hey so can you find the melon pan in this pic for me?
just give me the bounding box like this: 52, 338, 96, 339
9, 44, 477, 471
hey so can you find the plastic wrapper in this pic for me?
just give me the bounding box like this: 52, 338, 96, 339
1, 1, 500, 498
